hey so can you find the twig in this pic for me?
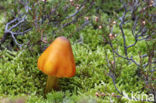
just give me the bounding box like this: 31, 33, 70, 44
1, 0, 31, 48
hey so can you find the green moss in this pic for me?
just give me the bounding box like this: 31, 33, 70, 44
0, 38, 147, 102
0, 0, 154, 102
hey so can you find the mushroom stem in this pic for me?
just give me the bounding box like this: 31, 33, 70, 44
45, 75, 58, 94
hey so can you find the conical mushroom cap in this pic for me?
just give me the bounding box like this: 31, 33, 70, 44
37, 36, 76, 78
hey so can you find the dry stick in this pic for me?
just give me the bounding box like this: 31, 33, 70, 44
105, 52, 122, 95
1, 0, 32, 48
63, 1, 95, 28
119, 3, 128, 57
107, 1, 155, 102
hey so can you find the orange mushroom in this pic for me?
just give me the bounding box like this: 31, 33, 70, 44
37, 36, 76, 94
